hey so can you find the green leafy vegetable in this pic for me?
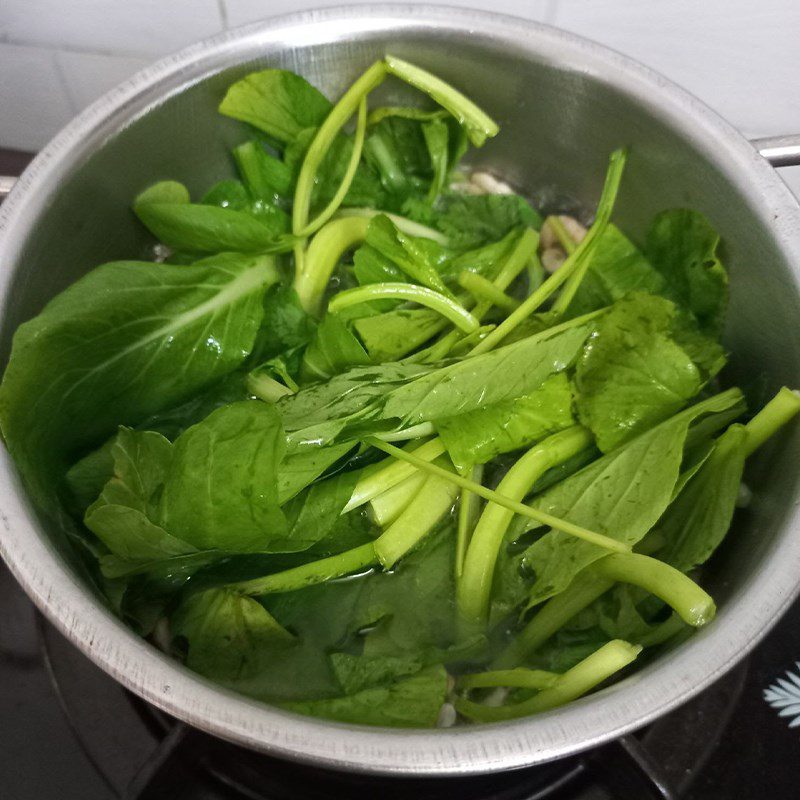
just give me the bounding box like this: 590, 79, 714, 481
219, 69, 332, 144
645, 209, 728, 335
430, 193, 541, 249
159, 402, 287, 551
134, 180, 291, 253
436, 372, 576, 471
522, 389, 745, 607
283, 664, 447, 727
574, 293, 703, 452
85, 428, 195, 561
173, 588, 294, 681
0, 253, 276, 504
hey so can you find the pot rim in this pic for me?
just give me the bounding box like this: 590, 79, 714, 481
1, 4, 800, 777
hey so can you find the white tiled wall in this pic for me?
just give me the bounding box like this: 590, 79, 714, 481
1, 0, 799, 191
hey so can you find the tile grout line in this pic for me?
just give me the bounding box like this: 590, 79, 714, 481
51, 50, 81, 116
216, 0, 230, 31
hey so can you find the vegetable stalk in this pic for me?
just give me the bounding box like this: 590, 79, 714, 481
457, 668, 557, 691
344, 438, 446, 512
457, 426, 595, 625
456, 640, 641, 722
294, 216, 370, 313
493, 570, 613, 669
743, 386, 800, 456
590, 552, 716, 627
292, 60, 387, 236
469, 149, 626, 355
298, 96, 369, 237
373, 473, 459, 567
328, 283, 480, 333
232, 542, 377, 596
366, 438, 630, 554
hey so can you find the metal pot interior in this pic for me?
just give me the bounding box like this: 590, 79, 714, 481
1, 7, 799, 774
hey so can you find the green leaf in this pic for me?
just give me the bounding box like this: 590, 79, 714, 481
430, 193, 542, 250
134, 181, 291, 253
66, 437, 116, 513
330, 652, 424, 694
436, 372, 576, 471
353, 307, 448, 362
84, 428, 196, 562
277, 442, 356, 504
159, 401, 288, 551
268, 470, 367, 553
233, 140, 293, 200
574, 293, 703, 452
563, 224, 666, 317
283, 664, 447, 727
440, 227, 522, 278
173, 588, 294, 681
139, 371, 253, 441
300, 314, 371, 383
218, 69, 332, 144
522, 390, 745, 607
669, 309, 727, 382
645, 209, 728, 336
363, 115, 432, 197
364, 214, 449, 294
200, 179, 251, 209
249, 284, 318, 365
653, 424, 748, 572
0, 253, 276, 505
381, 322, 591, 426
279, 362, 434, 449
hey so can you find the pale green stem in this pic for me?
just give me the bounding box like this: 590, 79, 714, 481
457, 668, 558, 691
455, 464, 484, 580
458, 271, 520, 311
546, 215, 578, 254
493, 571, 613, 669
232, 542, 377, 596
373, 473, 459, 568
743, 386, 800, 456
365, 438, 630, 554
336, 207, 450, 245
328, 282, 480, 333
551, 149, 627, 314
297, 96, 368, 237
369, 471, 427, 528
247, 372, 294, 402
469, 150, 626, 355
637, 613, 687, 647
344, 438, 446, 512
420, 228, 539, 360
293, 61, 387, 236
457, 426, 595, 626
372, 422, 437, 442
457, 640, 641, 722
590, 552, 716, 627
384, 55, 499, 146
294, 216, 370, 313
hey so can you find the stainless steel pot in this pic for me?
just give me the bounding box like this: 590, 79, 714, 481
1, 4, 800, 777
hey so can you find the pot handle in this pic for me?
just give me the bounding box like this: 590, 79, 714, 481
751, 134, 800, 168
0, 176, 16, 203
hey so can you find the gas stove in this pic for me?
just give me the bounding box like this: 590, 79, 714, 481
1, 148, 799, 800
